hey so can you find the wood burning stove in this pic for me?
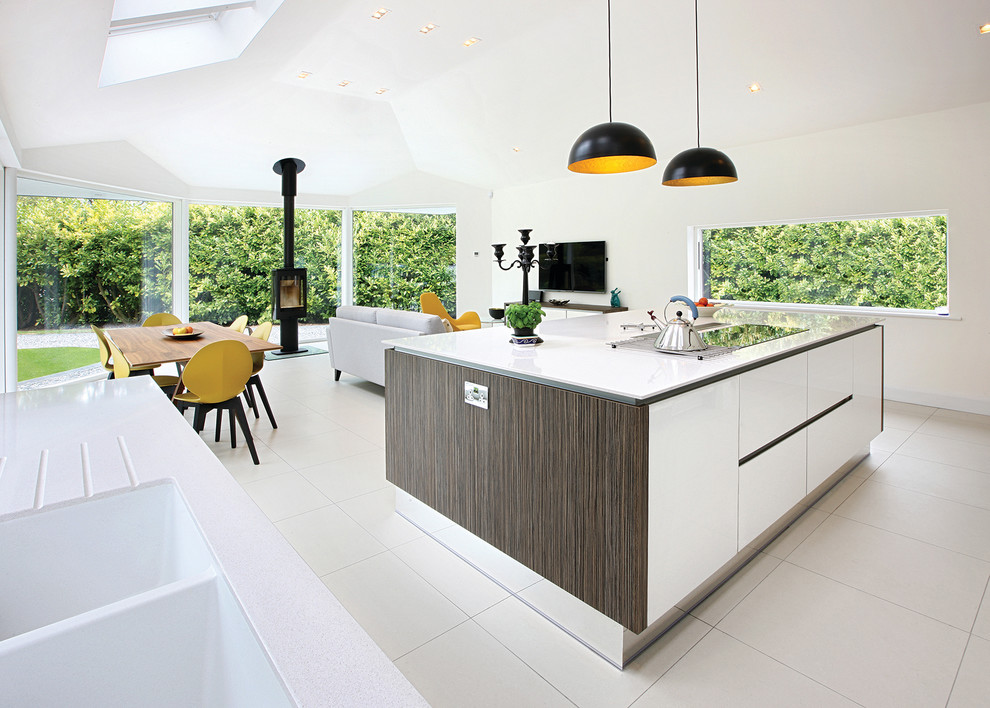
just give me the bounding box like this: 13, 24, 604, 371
271, 157, 306, 354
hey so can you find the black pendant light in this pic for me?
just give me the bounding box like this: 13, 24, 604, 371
662, 0, 738, 186
568, 0, 657, 174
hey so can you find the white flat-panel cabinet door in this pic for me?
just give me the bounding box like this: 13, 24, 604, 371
739, 353, 808, 459
647, 378, 739, 623
738, 431, 807, 551
852, 326, 884, 442
808, 336, 854, 417
806, 403, 863, 492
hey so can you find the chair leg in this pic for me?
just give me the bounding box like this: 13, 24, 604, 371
334, 369, 341, 381
193, 405, 207, 433
231, 398, 259, 465
252, 376, 278, 429
244, 382, 259, 419
215, 408, 223, 442
229, 403, 237, 448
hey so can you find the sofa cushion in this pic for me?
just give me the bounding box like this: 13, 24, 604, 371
335, 305, 378, 324
376, 309, 445, 335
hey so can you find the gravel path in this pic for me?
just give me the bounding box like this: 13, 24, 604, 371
17, 323, 328, 389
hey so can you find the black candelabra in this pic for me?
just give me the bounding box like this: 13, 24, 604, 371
492, 229, 556, 305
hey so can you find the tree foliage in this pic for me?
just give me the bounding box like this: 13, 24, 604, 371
352, 210, 457, 313
703, 216, 947, 310
16, 198, 457, 330
16, 197, 172, 328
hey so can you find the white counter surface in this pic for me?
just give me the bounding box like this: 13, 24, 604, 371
0, 377, 427, 707
388, 308, 883, 404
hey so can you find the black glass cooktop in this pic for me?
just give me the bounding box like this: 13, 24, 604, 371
699, 323, 807, 349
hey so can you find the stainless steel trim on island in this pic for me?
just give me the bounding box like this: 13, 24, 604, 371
384, 310, 884, 668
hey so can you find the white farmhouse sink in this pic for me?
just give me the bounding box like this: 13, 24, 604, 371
0, 480, 294, 707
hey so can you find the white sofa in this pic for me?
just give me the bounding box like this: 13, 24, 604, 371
327, 305, 446, 386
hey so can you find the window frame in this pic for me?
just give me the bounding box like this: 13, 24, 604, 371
687, 210, 953, 320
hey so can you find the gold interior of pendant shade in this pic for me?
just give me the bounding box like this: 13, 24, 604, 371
569, 154, 658, 174
663, 174, 738, 186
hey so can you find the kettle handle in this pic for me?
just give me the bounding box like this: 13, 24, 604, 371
669, 295, 698, 320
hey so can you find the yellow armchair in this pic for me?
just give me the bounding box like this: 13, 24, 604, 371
420, 292, 481, 331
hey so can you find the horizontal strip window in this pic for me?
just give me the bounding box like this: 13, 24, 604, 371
739, 395, 854, 467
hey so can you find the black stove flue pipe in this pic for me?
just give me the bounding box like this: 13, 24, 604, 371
273, 157, 306, 354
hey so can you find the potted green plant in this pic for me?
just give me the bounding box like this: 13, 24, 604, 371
504, 301, 546, 337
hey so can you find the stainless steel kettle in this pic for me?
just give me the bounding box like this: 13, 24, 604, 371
650, 295, 707, 352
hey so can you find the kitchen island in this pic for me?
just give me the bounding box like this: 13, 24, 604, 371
0, 377, 427, 706
385, 308, 883, 667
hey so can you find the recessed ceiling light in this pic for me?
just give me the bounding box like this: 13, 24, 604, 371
748, 82, 762, 93
375, 87, 389, 95
338, 79, 351, 87
463, 36, 481, 47
371, 8, 390, 20
297, 70, 312, 79
419, 23, 438, 34
980, 23, 990, 34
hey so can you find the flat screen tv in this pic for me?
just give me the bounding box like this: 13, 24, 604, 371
538, 241, 607, 293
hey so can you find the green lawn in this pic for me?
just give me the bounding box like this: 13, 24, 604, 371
18, 347, 101, 382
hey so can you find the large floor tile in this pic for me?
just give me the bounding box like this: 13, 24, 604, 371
517, 579, 624, 660
846, 448, 891, 479
392, 535, 510, 617
787, 515, 990, 630
322, 552, 468, 661
298, 449, 390, 502
337, 486, 424, 548
476, 597, 710, 708
973, 582, 990, 640
896, 432, 990, 474
213, 440, 295, 484
812, 473, 866, 513
948, 635, 990, 707
717, 562, 969, 707
395, 489, 457, 533
275, 505, 386, 575
247, 409, 341, 445
242, 470, 332, 522
762, 507, 829, 559
869, 426, 912, 452
267, 427, 377, 470
433, 524, 542, 593
920, 409, 990, 446
872, 453, 990, 510
835, 480, 990, 561
630, 628, 857, 707
689, 552, 781, 625
883, 400, 935, 431
394, 620, 573, 708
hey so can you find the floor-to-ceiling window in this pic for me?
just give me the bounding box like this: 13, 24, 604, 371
188, 204, 341, 333
15, 178, 173, 389
352, 209, 456, 313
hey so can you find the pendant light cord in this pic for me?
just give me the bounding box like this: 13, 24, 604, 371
694, 0, 700, 148
607, 0, 613, 122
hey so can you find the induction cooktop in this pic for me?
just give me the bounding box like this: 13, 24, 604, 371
698, 323, 807, 349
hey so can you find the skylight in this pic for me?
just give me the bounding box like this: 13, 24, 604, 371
99, 0, 284, 87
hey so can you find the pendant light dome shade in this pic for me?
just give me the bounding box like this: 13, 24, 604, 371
568, 121, 658, 174
662, 147, 738, 186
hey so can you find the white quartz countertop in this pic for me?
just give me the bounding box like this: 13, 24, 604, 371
387, 308, 883, 404
0, 377, 427, 707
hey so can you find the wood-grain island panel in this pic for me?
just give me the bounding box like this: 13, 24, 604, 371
386, 349, 650, 631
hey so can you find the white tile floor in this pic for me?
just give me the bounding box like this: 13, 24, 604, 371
200, 356, 990, 707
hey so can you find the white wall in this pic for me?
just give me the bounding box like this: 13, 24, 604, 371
491, 102, 990, 413
351, 171, 493, 319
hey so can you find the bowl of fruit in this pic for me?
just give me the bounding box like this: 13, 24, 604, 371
693, 297, 730, 318
163, 325, 202, 339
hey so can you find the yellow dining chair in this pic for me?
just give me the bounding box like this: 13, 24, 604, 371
142, 312, 182, 327
105, 337, 179, 396
242, 321, 278, 429
91, 324, 156, 379
420, 292, 481, 331
172, 340, 259, 465
228, 315, 249, 333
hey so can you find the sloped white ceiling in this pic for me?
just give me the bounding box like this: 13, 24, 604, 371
0, 0, 988, 196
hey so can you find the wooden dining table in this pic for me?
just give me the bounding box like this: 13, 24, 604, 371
104, 321, 282, 369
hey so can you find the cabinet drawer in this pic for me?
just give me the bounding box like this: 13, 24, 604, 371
808, 337, 854, 417
738, 432, 807, 550
806, 401, 864, 492
739, 353, 808, 458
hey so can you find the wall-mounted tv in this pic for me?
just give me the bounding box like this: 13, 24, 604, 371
538, 241, 607, 293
